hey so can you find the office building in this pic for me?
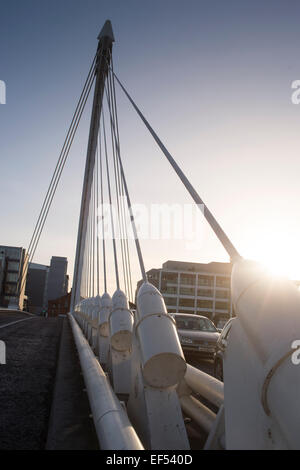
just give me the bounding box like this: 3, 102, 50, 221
46, 256, 68, 302
25, 263, 49, 314
0, 245, 28, 309
137, 260, 233, 325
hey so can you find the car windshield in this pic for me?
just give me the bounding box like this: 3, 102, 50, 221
175, 316, 217, 332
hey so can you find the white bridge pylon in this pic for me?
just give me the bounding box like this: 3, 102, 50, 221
70, 20, 300, 450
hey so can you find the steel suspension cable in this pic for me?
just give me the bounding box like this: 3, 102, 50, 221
87, 195, 91, 297
107, 71, 129, 297
108, 60, 134, 300
27, 53, 97, 259
98, 131, 108, 293
18, 55, 97, 296
104, 79, 147, 282
109, 67, 241, 262
92, 171, 96, 297
21, 73, 95, 298
106, 77, 129, 298
102, 112, 120, 290
96, 136, 100, 296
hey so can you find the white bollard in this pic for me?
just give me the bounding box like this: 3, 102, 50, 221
98, 292, 112, 366
110, 290, 133, 352
81, 299, 88, 335
86, 297, 95, 343
91, 295, 101, 353
108, 290, 133, 394
136, 282, 186, 388
126, 282, 189, 450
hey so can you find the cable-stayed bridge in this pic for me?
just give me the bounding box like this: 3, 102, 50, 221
1, 20, 300, 451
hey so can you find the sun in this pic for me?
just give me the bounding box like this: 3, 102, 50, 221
259, 255, 296, 279
245, 230, 300, 282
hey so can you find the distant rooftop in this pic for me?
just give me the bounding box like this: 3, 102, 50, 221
28, 262, 49, 270
162, 260, 232, 274
0, 245, 24, 251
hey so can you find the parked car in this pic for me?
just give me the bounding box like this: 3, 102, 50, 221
213, 317, 235, 381
170, 313, 220, 359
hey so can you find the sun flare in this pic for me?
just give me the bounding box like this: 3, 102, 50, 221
249, 239, 300, 281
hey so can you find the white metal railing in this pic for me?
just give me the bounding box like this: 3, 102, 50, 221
184, 364, 224, 408
72, 287, 226, 449
68, 313, 144, 450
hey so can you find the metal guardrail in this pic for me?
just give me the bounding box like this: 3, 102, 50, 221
177, 363, 223, 438
68, 313, 144, 450
185, 364, 224, 408
73, 290, 225, 449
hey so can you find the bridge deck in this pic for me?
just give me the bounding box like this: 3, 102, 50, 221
0, 310, 31, 326
0, 315, 98, 450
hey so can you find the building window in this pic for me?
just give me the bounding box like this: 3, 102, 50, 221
197, 299, 213, 309
162, 272, 178, 283
162, 285, 177, 294
198, 275, 214, 286
215, 301, 229, 311
197, 288, 213, 298
4, 284, 17, 295
180, 274, 196, 286
6, 272, 18, 283
216, 277, 230, 288
179, 298, 194, 308
180, 287, 195, 296
215, 289, 229, 299
7, 261, 19, 272
163, 296, 177, 306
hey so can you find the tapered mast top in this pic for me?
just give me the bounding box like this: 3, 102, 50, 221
97, 20, 115, 42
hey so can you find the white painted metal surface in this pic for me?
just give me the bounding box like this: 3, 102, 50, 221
180, 395, 216, 434
91, 295, 101, 352
225, 259, 300, 449
109, 290, 133, 351
107, 290, 133, 394
136, 282, 186, 388
184, 364, 224, 408
98, 292, 112, 366
68, 312, 144, 450
127, 324, 190, 450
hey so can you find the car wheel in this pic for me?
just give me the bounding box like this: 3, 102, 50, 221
215, 360, 223, 382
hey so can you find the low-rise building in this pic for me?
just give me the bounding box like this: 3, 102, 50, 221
137, 260, 233, 325
48, 291, 71, 317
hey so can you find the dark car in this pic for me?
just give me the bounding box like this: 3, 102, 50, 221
213, 317, 235, 381
170, 313, 220, 359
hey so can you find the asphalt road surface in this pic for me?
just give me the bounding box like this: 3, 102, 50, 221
0, 310, 31, 326
0, 316, 63, 449
0, 314, 99, 450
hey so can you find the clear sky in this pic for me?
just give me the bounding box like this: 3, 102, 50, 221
1, 0, 300, 296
